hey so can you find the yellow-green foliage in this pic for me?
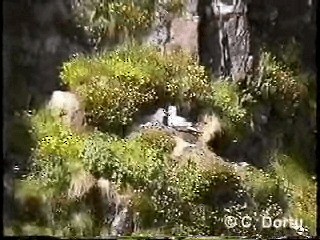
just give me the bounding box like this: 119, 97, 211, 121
273, 153, 316, 235
211, 81, 247, 123
72, 0, 185, 47
164, 159, 243, 236
170, 158, 241, 204
261, 52, 305, 102
31, 110, 85, 161
60, 45, 249, 136
14, 179, 49, 224
83, 130, 175, 188
244, 167, 288, 211
242, 152, 316, 236
60, 45, 211, 131
72, 0, 156, 45
29, 110, 87, 195
243, 51, 307, 118
6, 224, 53, 236
138, 129, 176, 153
27, 108, 246, 235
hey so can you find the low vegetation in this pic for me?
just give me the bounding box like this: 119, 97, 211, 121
7, 42, 316, 238
72, 0, 185, 48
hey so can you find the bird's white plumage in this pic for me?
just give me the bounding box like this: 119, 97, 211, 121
139, 108, 167, 127
167, 105, 193, 128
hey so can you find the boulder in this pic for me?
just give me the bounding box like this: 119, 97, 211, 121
47, 90, 85, 131
110, 206, 134, 236
171, 136, 196, 157
197, 112, 223, 147
165, 17, 199, 57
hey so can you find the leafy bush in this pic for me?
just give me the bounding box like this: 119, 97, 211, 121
209, 81, 249, 140
211, 81, 247, 124
72, 0, 185, 48
83, 130, 170, 187
272, 153, 316, 235
14, 179, 49, 224
78, 128, 246, 235
60, 45, 211, 133
241, 51, 307, 118
28, 109, 87, 196
18, 107, 312, 238
240, 152, 316, 237
244, 166, 288, 211
138, 129, 176, 153
60, 44, 250, 138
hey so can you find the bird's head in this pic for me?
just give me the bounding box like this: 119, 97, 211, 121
156, 108, 168, 118
167, 105, 177, 116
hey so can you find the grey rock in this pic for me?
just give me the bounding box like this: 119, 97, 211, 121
47, 90, 85, 130
186, 0, 199, 17
3, 0, 91, 113
146, 2, 171, 48
171, 136, 197, 157
165, 18, 199, 56
110, 207, 133, 236
198, 0, 251, 81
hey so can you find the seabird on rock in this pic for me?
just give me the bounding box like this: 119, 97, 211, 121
139, 108, 167, 128
167, 105, 201, 133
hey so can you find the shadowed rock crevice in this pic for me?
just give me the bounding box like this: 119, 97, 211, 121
3, 0, 91, 227
197, 0, 252, 81
247, 0, 316, 73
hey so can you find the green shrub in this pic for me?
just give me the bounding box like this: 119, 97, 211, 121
60, 44, 250, 138
72, 0, 185, 48
82, 130, 170, 187
210, 81, 249, 140
28, 109, 87, 196
60, 45, 211, 133
14, 179, 50, 224
80, 127, 247, 235
211, 81, 247, 124
272, 153, 316, 235
137, 129, 175, 153
244, 166, 288, 212
25, 107, 308, 237
241, 51, 307, 119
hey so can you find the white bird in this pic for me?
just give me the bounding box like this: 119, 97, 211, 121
139, 108, 167, 127
13, 165, 20, 172
238, 161, 250, 167
167, 105, 200, 132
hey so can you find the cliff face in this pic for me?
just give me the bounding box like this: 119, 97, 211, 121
249, 0, 316, 71
2, 0, 317, 227
3, 0, 93, 171
150, 0, 316, 80
3, 0, 316, 114
3, 0, 91, 225
3, 0, 91, 115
